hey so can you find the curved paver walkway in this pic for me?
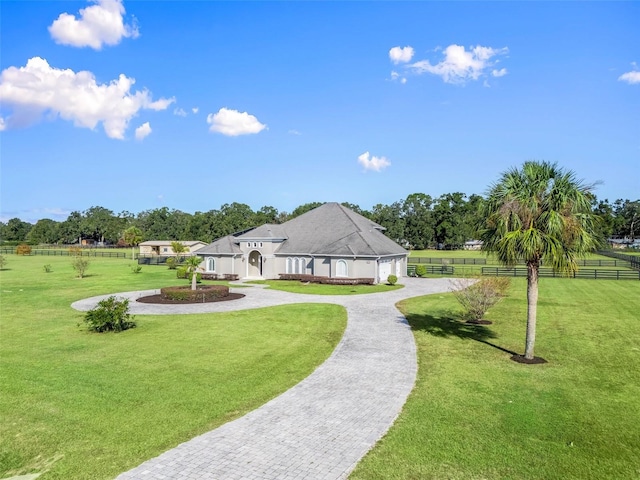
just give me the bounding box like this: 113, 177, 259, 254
72, 278, 455, 479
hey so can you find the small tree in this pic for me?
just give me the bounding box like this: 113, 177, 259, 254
122, 226, 143, 261
165, 257, 177, 269
0, 255, 6, 269
185, 256, 202, 290
16, 244, 32, 255
71, 250, 90, 278
451, 277, 510, 324
171, 241, 187, 264
83, 296, 136, 332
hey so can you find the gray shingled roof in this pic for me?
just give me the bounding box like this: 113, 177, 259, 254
195, 235, 242, 255
198, 202, 406, 257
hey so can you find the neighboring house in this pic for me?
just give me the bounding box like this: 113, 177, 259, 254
139, 241, 207, 256
607, 238, 640, 250
195, 202, 409, 283
464, 240, 483, 251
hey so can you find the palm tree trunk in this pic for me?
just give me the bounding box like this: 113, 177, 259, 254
525, 261, 539, 359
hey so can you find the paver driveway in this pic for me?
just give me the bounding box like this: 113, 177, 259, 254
72, 278, 455, 479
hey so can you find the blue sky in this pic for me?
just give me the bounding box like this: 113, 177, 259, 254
1, 1, 638, 223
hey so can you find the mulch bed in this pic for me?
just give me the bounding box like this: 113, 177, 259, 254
510, 355, 548, 365
136, 292, 246, 304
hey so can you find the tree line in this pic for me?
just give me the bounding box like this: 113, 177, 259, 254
1, 194, 638, 249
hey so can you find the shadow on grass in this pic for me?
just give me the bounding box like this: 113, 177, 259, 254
406, 311, 519, 356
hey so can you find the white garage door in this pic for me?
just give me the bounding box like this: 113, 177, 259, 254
378, 260, 392, 283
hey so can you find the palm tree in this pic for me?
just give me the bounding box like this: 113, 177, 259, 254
122, 226, 143, 261
185, 255, 202, 290
479, 161, 599, 361
170, 241, 187, 264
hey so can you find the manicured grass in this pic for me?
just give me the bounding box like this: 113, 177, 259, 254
350, 278, 640, 479
246, 279, 403, 295
0, 256, 346, 479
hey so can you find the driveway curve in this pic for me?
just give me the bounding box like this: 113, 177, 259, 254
72, 278, 454, 479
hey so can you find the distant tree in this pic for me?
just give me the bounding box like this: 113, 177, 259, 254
433, 192, 469, 248
171, 241, 187, 263
402, 193, 434, 250
254, 205, 279, 225
136, 207, 191, 240
289, 202, 324, 219
613, 199, 640, 240
340, 202, 370, 218
27, 219, 60, 245
479, 161, 599, 361
122, 226, 143, 260
3, 218, 32, 242
370, 202, 405, 245
58, 211, 84, 244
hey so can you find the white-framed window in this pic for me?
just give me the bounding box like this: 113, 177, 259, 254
163, 247, 169, 253
336, 259, 348, 277
259, 242, 263, 247
206, 257, 215, 272
286, 257, 306, 274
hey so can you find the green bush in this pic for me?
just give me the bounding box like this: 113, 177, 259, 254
0, 255, 6, 269
176, 267, 200, 283
387, 274, 398, 285
72, 256, 90, 278
130, 264, 142, 274
83, 296, 136, 333
415, 265, 427, 277
450, 277, 510, 322
165, 257, 177, 269
43, 264, 52, 273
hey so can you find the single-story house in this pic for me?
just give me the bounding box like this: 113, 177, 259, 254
464, 240, 483, 251
195, 202, 409, 283
139, 240, 207, 256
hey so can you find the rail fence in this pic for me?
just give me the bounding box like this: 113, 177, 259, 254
406, 264, 639, 280
597, 250, 640, 270
0, 248, 126, 258
409, 256, 630, 267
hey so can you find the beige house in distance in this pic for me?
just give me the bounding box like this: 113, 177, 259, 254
139, 240, 207, 256
194, 202, 409, 283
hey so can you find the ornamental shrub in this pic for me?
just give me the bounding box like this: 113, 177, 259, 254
387, 274, 398, 285
176, 266, 187, 279
83, 296, 136, 332
161, 285, 229, 302
415, 265, 427, 277
72, 256, 90, 278
16, 244, 32, 255
450, 277, 511, 322
130, 264, 142, 274
43, 264, 52, 273
166, 257, 177, 269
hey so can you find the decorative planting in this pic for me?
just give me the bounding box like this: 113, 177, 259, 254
160, 285, 230, 302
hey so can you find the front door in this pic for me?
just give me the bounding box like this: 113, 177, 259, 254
248, 250, 262, 277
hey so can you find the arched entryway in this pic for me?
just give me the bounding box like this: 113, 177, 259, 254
248, 250, 262, 277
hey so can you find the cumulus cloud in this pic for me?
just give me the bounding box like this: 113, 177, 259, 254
49, 0, 139, 50
407, 44, 508, 84
492, 68, 508, 77
357, 151, 391, 172
207, 108, 267, 136
619, 70, 640, 84
192, 107, 199, 114
389, 46, 414, 64
135, 121, 151, 140
174, 107, 187, 117
0, 117, 5, 131
0, 57, 175, 139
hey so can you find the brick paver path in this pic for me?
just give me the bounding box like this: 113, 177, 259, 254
72, 278, 454, 479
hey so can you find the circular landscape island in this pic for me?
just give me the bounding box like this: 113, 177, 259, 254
137, 285, 245, 304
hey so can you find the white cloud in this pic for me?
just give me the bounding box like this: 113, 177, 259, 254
408, 44, 508, 84
192, 107, 199, 114
619, 70, 640, 84
0, 57, 175, 139
492, 68, 508, 77
135, 122, 151, 140
0, 117, 5, 131
48, 0, 139, 50
357, 151, 391, 172
174, 107, 187, 117
288, 129, 301, 135
207, 108, 267, 136
389, 46, 415, 64
390, 71, 407, 84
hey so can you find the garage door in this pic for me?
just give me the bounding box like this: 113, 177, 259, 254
378, 260, 391, 283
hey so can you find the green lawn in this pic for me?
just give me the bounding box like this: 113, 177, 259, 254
246, 280, 403, 295
0, 256, 346, 479
350, 278, 640, 479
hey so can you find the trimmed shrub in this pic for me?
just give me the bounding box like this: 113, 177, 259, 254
277, 274, 375, 285
160, 285, 229, 302
166, 257, 177, 269
130, 264, 142, 274
16, 244, 32, 255
83, 296, 136, 332
415, 265, 427, 277
387, 274, 398, 285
